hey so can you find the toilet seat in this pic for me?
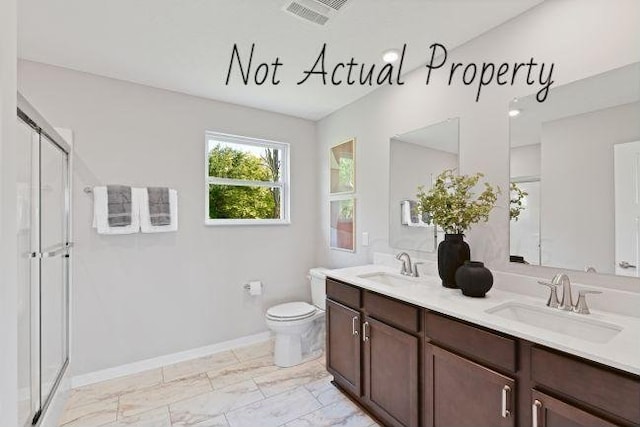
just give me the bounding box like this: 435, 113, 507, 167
266, 302, 317, 321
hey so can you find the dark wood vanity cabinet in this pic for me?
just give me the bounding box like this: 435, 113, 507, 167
530, 347, 640, 427
326, 299, 361, 397
325, 277, 640, 427
364, 316, 420, 427
424, 312, 517, 427
531, 390, 619, 427
326, 278, 421, 427
424, 343, 515, 427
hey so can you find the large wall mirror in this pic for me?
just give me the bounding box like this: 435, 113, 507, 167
509, 62, 640, 277
389, 118, 459, 252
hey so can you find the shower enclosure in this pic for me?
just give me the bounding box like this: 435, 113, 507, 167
16, 94, 71, 427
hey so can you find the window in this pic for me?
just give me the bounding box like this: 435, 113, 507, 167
205, 132, 290, 225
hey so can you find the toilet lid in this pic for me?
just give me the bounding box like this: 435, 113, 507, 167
267, 302, 317, 320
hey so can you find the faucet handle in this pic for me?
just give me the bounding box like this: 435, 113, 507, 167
573, 290, 602, 315
412, 262, 424, 277
537, 281, 561, 308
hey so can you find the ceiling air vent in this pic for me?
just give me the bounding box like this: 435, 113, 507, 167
283, 0, 353, 26
313, 0, 349, 11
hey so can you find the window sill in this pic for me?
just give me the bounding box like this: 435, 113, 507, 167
204, 218, 291, 226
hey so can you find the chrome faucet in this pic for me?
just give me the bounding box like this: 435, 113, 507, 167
396, 252, 413, 276
538, 273, 601, 314
395, 252, 423, 277
573, 289, 602, 314
553, 273, 574, 311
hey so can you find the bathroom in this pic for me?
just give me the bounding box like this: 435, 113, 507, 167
1, 1, 639, 427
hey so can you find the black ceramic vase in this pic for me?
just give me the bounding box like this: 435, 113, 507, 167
437, 234, 470, 288
455, 261, 494, 297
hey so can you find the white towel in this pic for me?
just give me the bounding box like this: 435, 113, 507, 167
92, 186, 141, 235
139, 188, 178, 233
401, 200, 415, 226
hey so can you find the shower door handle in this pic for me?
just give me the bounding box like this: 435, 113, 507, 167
619, 261, 636, 269
40, 242, 74, 258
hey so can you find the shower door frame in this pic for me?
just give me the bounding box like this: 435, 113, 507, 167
17, 93, 72, 427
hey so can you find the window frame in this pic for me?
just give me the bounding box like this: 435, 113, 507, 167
204, 131, 290, 226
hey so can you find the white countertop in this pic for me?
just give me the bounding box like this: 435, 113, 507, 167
327, 264, 640, 376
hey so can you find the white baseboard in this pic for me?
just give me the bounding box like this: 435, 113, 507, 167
71, 331, 272, 389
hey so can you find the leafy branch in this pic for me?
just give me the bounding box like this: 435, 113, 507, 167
416, 169, 500, 234
510, 182, 528, 221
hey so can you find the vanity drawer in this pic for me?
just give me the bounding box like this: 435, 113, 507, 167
363, 291, 421, 334
326, 278, 361, 310
531, 346, 640, 424
425, 312, 516, 373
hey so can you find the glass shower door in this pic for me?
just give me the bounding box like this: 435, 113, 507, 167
39, 133, 70, 410
16, 117, 38, 427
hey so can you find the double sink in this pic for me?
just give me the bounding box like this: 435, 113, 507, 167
356, 271, 623, 344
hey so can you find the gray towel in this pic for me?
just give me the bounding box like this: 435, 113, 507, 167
107, 185, 132, 227
147, 187, 171, 226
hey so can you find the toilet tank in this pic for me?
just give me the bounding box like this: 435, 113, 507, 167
309, 268, 330, 310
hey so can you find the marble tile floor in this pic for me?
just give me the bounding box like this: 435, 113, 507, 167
60, 340, 380, 427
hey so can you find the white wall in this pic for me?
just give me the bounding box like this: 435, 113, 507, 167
317, 0, 640, 289
541, 103, 640, 273
510, 144, 540, 178
0, 0, 18, 424
18, 60, 318, 376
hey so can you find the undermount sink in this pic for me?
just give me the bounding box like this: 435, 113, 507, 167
486, 302, 622, 344
357, 272, 422, 288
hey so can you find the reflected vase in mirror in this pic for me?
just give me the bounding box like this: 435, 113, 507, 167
456, 261, 494, 297
438, 234, 470, 288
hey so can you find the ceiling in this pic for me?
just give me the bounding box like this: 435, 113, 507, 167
18, 0, 543, 120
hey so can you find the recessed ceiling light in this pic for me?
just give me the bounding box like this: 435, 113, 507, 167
508, 109, 521, 117
382, 49, 400, 63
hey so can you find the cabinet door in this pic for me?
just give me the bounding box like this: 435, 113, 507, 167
326, 299, 361, 396
363, 316, 419, 427
531, 390, 620, 427
425, 344, 515, 427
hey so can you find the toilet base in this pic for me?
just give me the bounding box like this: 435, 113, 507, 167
266, 312, 325, 368
274, 333, 303, 367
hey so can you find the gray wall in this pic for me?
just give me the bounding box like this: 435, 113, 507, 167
316, 0, 640, 289
0, 0, 18, 425
18, 61, 319, 375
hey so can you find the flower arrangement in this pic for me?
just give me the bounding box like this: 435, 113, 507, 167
417, 169, 500, 234
509, 182, 528, 221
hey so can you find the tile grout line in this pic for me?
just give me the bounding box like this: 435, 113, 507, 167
118, 374, 214, 420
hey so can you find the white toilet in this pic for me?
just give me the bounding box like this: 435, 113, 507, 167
265, 268, 328, 367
